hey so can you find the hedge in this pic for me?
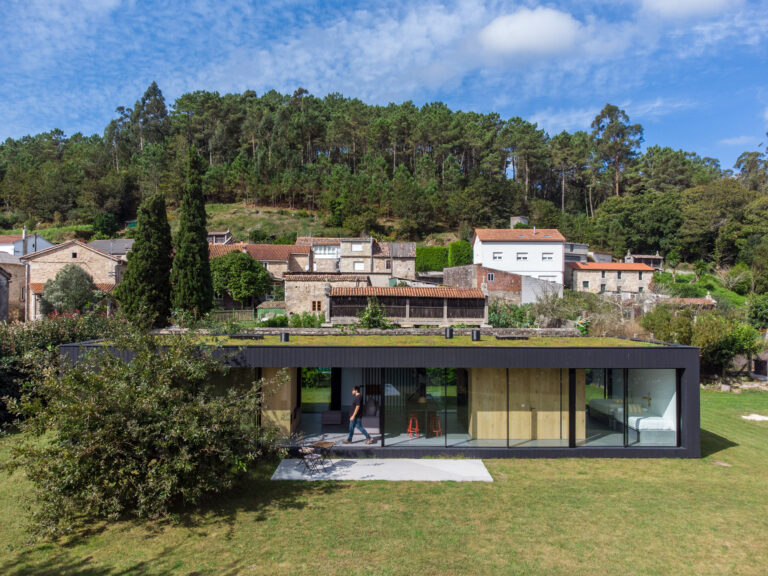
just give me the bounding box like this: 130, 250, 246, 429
415, 246, 449, 271
448, 240, 472, 267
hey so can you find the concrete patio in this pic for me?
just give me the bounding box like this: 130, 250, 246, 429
271, 458, 494, 482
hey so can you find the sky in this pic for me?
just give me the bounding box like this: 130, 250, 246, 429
1, 0, 767, 169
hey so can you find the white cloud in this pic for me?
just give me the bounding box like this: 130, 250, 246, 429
623, 97, 696, 120
640, 0, 738, 19
479, 8, 582, 56
719, 136, 759, 146
530, 106, 600, 134
764, 107, 768, 123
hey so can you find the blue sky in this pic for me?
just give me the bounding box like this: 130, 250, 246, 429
1, 0, 767, 169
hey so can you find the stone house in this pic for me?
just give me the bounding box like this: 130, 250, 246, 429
0, 253, 25, 321
296, 237, 416, 284
625, 251, 664, 270
443, 264, 562, 304
20, 240, 124, 321
283, 273, 370, 319
566, 262, 654, 298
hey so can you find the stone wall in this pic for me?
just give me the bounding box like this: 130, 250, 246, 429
0, 262, 25, 321
572, 270, 651, 295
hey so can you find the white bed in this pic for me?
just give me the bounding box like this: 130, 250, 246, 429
588, 399, 673, 432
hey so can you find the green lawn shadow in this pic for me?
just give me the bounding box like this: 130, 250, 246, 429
700, 428, 738, 457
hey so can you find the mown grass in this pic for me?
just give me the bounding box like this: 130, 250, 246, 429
1, 390, 767, 575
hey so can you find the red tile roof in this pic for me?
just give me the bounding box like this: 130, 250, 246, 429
0, 234, 23, 244
669, 297, 717, 307
473, 228, 565, 242
208, 243, 310, 260
29, 282, 115, 294
331, 286, 485, 299
567, 262, 654, 271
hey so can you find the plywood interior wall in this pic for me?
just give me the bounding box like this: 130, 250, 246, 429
469, 368, 585, 442
261, 367, 299, 434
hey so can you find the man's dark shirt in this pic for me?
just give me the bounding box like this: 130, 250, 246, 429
352, 395, 363, 420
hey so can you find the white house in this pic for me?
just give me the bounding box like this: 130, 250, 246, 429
472, 228, 566, 285
0, 232, 53, 257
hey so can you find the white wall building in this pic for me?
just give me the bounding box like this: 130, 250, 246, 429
472, 228, 566, 285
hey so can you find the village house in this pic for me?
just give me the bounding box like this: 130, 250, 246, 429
0, 253, 26, 321
283, 273, 370, 319
89, 239, 134, 259
296, 237, 416, 285
472, 228, 566, 285
443, 263, 562, 304
625, 251, 664, 271
207, 229, 234, 245
566, 262, 654, 298
0, 267, 10, 322
20, 240, 124, 321
0, 231, 54, 257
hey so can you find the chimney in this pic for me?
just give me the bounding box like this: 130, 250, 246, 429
533, 226, 536, 235
22, 225, 28, 256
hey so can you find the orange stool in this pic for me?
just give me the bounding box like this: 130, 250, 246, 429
429, 413, 442, 438
406, 414, 420, 437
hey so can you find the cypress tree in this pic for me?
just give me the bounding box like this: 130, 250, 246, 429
115, 193, 172, 326
170, 147, 213, 316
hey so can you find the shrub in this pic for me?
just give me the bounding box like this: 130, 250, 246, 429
288, 312, 323, 328
415, 246, 448, 271
259, 314, 288, 328
692, 312, 764, 375
447, 240, 472, 267
5, 330, 286, 537
356, 298, 393, 329
488, 301, 535, 328
640, 304, 694, 344
748, 294, 768, 330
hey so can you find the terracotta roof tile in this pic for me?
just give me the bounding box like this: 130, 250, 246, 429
296, 236, 341, 246
567, 262, 654, 271
473, 228, 565, 242
208, 243, 310, 260
669, 297, 717, 307
0, 234, 23, 244
331, 286, 485, 299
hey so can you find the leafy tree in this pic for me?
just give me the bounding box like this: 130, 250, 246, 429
665, 249, 681, 283
6, 330, 285, 536
40, 264, 97, 315
356, 297, 393, 329
115, 193, 172, 327
692, 313, 763, 376
171, 147, 213, 316
590, 104, 643, 197
747, 294, 768, 330
92, 212, 119, 237
210, 251, 271, 306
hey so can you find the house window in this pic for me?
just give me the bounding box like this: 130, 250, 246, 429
353, 261, 365, 271
601, 270, 605, 278
492, 251, 503, 261
617, 286, 622, 293
385, 259, 391, 270
639, 271, 643, 280
582, 281, 589, 289
312, 300, 322, 312
71, 252, 78, 258
487, 273, 494, 282
638, 287, 644, 294
516, 252, 528, 261
542, 252, 553, 261
617, 271, 622, 279
600, 284, 606, 293
351, 243, 363, 252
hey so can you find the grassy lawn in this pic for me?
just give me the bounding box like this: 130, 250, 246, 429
2, 390, 768, 575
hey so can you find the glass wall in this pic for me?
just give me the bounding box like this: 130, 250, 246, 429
627, 369, 678, 446
582, 369, 625, 446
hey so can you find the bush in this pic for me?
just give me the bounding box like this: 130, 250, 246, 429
356, 298, 393, 329
692, 312, 764, 375
288, 312, 323, 328
5, 330, 286, 537
447, 240, 472, 267
488, 301, 536, 328
211, 251, 271, 305
0, 313, 119, 424
259, 314, 289, 327
40, 264, 99, 316
415, 246, 449, 271
640, 304, 695, 344
748, 294, 768, 330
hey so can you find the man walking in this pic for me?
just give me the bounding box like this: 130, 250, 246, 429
343, 386, 374, 444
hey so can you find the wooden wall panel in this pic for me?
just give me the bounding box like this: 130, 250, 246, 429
469, 368, 507, 440
262, 367, 298, 434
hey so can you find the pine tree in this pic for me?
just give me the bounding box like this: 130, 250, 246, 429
170, 147, 213, 316
115, 193, 172, 326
